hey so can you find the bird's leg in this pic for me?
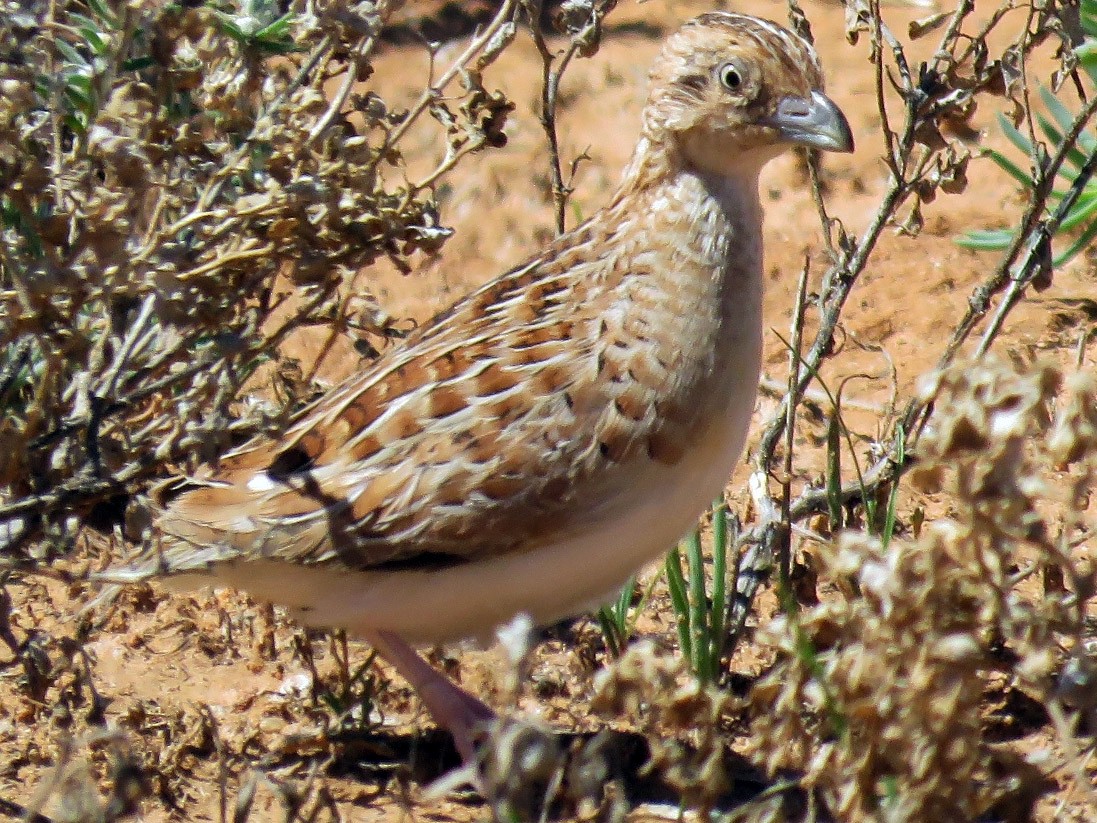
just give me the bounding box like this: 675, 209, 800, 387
363, 629, 495, 765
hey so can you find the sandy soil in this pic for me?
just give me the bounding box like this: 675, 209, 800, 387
2, 0, 1096, 820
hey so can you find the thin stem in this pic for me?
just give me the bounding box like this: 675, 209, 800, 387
527, 0, 608, 233
779, 259, 811, 589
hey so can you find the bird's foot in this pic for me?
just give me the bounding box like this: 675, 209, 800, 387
416, 675, 495, 765
363, 629, 495, 767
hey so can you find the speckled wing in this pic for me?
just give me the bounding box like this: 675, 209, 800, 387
147, 220, 696, 576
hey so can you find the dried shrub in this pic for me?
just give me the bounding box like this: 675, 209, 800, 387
0, 0, 523, 815
749, 360, 1097, 821
0, 0, 516, 562
593, 640, 736, 813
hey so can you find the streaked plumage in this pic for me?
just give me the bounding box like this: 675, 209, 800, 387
106, 12, 853, 764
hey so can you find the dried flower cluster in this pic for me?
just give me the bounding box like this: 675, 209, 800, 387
593, 639, 736, 812
748, 360, 1097, 821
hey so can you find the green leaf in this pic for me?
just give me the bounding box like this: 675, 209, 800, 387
67, 12, 98, 29
1035, 113, 1089, 172
81, 27, 108, 56
1059, 190, 1097, 232
595, 608, 622, 658
595, 574, 637, 658
826, 411, 842, 532
955, 228, 1014, 250
214, 12, 248, 44
709, 501, 728, 667
254, 12, 294, 40
1037, 85, 1097, 163
86, 0, 119, 29
987, 148, 1035, 189
998, 113, 1035, 157
63, 83, 94, 115
1039, 86, 1077, 134
63, 112, 87, 135
1053, 214, 1097, 266
65, 72, 93, 93
665, 547, 691, 663
1082, 0, 1097, 37
1076, 40, 1097, 68
68, 14, 109, 55
121, 55, 156, 71
685, 528, 710, 681
253, 38, 300, 55
54, 39, 88, 67
881, 425, 904, 550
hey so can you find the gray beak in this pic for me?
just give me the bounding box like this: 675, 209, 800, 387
767, 90, 854, 153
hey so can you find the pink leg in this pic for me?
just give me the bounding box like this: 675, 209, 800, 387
363, 629, 495, 765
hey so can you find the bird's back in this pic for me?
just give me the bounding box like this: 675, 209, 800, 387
145, 175, 759, 586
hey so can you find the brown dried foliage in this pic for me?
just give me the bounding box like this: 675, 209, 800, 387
746, 361, 1097, 821
0, 0, 514, 561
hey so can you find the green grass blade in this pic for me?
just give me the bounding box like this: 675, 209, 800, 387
1077, 41, 1097, 77
881, 424, 904, 550
1039, 86, 1077, 134
685, 528, 710, 681
1084, 0, 1097, 36
709, 500, 729, 669
665, 547, 692, 664
595, 607, 622, 658
595, 573, 637, 658
826, 411, 843, 531
255, 12, 294, 39
215, 13, 248, 44
1036, 87, 1097, 156
1036, 113, 1089, 172
998, 114, 1035, 157
616, 574, 635, 620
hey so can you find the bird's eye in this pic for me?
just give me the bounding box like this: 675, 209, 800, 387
719, 63, 743, 91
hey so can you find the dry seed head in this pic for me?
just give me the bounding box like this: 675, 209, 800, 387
752, 359, 1097, 819
1048, 371, 1097, 466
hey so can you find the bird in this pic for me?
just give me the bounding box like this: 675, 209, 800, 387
103, 12, 853, 765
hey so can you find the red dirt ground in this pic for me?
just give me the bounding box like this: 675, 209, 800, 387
3, 0, 1096, 820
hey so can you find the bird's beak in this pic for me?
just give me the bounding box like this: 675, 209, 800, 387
766, 90, 854, 153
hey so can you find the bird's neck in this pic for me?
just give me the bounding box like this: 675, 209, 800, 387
590, 134, 767, 443
611, 134, 766, 282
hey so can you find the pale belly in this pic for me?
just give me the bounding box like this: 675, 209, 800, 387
208, 326, 763, 645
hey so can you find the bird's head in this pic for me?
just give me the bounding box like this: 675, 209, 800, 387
642, 13, 854, 178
